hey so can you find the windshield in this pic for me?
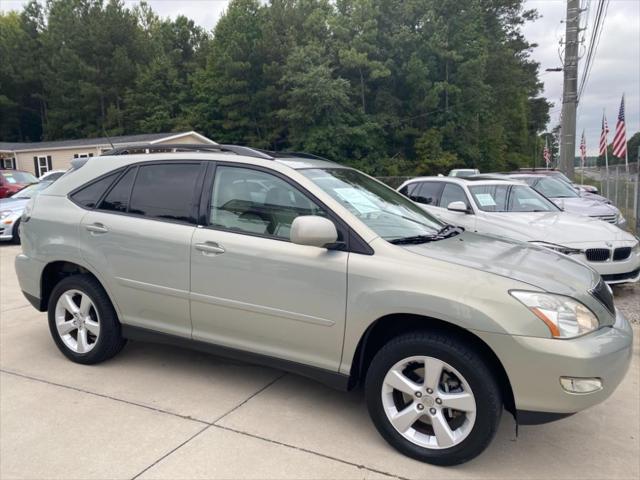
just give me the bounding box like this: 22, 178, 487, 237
1, 171, 37, 184
469, 184, 560, 212
523, 176, 578, 198
300, 168, 443, 241
11, 181, 53, 199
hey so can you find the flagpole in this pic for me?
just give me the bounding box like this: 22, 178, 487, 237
603, 108, 609, 197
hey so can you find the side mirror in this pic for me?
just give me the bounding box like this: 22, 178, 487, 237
290, 216, 338, 248
447, 201, 470, 213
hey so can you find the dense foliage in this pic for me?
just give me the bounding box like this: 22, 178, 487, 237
1, 0, 552, 175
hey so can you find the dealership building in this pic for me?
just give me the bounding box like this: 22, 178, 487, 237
0, 131, 216, 177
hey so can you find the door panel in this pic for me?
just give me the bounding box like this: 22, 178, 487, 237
190, 164, 348, 371
190, 228, 348, 370
80, 211, 195, 337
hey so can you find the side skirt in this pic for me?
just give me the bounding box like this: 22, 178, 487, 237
121, 325, 351, 391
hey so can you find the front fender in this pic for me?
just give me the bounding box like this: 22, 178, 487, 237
339, 240, 549, 375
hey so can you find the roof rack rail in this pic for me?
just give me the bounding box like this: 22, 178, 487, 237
101, 143, 275, 161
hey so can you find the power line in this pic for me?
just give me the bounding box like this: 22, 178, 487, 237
578, 0, 610, 102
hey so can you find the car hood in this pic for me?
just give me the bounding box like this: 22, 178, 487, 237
475, 211, 630, 245
551, 197, 618, 216
402, 231, 599, 295
581, 192, 610, 203
0, 198, 29, 211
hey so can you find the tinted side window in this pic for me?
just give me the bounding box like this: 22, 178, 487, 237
440, 184, 469, 208
398, 183, 418, 197
99, 168, 137, 213
413, 182, 442, 205
210, 166, 325, 239
129, 163, 201, 223
70, 172, 120, 208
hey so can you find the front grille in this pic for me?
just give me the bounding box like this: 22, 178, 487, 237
613, 247, 632, 261
590, 214, 617, 224
591, 278, 615, 314
585, 248, 610, 262
601, 268, 640, 284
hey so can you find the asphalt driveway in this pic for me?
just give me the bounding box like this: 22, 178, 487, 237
1, 243, 638, 479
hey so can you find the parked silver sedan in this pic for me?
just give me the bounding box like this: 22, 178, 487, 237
0, 181, 53, 243
508, 174, 626, 229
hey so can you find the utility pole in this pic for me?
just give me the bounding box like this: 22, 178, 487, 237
559, 0, 581, 180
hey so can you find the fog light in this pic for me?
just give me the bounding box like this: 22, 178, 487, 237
560, 377, 603, 394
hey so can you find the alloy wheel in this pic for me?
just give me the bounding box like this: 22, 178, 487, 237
381, 355, 476, 450
54, 289, 101, 354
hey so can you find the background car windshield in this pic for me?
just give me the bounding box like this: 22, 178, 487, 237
1, 171, 37, 184
11, 181, 53, 198
526, 177, 578, 198
469, 184, 559, 212
300, 168, 442, 241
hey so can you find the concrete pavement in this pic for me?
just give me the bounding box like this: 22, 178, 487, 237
1, 243, 638, 479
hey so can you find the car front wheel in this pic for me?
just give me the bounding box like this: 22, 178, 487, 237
365, 331, 502, 466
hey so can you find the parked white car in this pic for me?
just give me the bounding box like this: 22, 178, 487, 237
398, 177, 640, 284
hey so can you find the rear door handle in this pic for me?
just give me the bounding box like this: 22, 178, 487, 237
86, 223, 108, 234
195, 242, 225, 255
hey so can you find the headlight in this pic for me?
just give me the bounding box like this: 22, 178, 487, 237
510, 291, 599, 339
529, 241, 582, 255
0, 210, 14, 220
632, 242, 639, 254
617, 214, 626, 225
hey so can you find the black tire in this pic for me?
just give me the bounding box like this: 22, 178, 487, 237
365, 331, 502, 466
11, 218, 20, 244
48, 274, 126, 364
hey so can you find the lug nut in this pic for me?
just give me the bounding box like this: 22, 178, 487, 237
429, 408, 437, 415
435, 398, 442, 405
426, 388, 433, 394
415, 391, 422, 398
417, 404, 424, 411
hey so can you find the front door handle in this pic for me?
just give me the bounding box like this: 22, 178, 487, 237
86, 223, 108, 234
195, 242, 225, 255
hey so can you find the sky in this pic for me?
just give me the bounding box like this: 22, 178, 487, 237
2, 0, 638, 156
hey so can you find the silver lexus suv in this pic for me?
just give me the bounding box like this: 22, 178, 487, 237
15, 145, 633, 466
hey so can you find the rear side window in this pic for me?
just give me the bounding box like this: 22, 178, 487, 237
413, 182, 442, 205
70, 172, 120, 208
128, 163, 202, 223
100, 168, 137, 213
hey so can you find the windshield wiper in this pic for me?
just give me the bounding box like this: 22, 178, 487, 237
390, 234, 439, 245
436, 224, 464, 238
390, 224, 465, 244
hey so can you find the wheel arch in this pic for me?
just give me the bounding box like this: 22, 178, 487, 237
348, 313, 516, 416
39, 260, 120, 316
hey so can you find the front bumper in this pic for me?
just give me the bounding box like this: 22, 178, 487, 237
575, 250, 640, 285
0, 217, 16, 240
476, 308, 633, 415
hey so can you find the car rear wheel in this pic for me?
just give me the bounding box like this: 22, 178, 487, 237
48, 274, 126, 364
365, 331, 502, 466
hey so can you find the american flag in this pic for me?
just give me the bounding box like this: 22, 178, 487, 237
543, 138, 551, 167
599, 113, 609, 156
612, 95, 627, 158
579, 131, 587, 165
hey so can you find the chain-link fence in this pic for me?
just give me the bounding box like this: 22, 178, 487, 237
577, 164, 640, 234
375, 176, 414, 189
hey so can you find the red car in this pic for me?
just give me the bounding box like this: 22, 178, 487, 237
0, 170, 38, 198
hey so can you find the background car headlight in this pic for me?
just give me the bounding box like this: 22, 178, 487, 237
510, 291, 599, 339
529, 241, 582, 255
0, 210, 14, 220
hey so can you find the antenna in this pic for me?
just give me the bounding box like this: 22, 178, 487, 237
102, 126, 115, 150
